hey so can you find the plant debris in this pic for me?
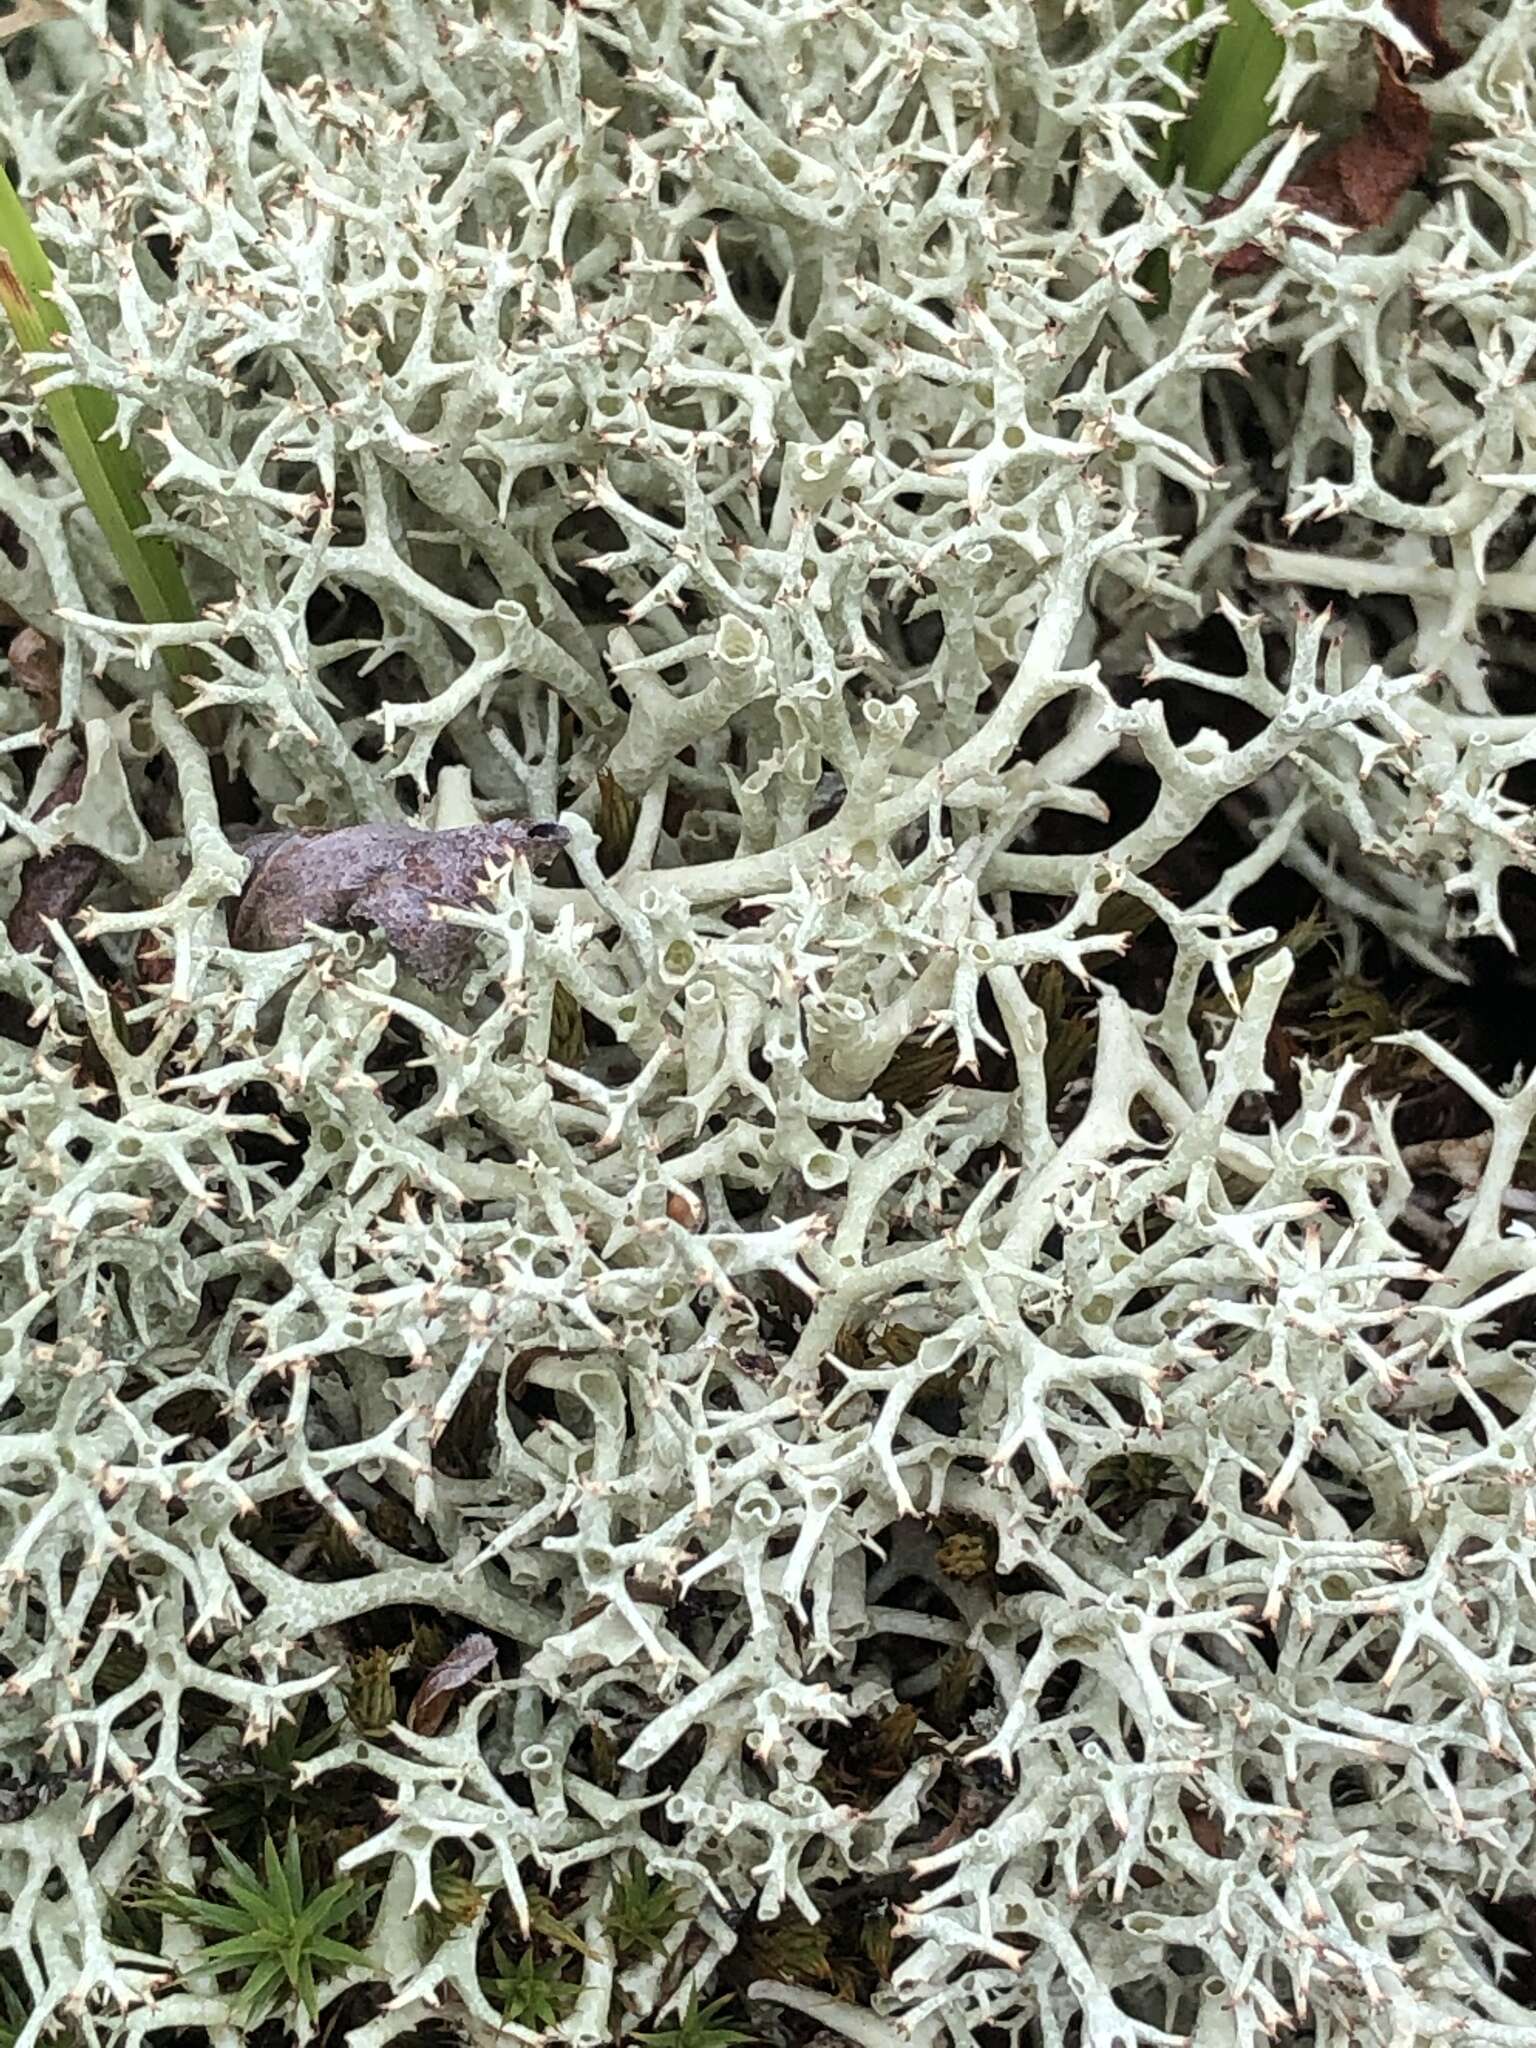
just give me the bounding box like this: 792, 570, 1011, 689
6, 755, 103, 958
1212, 48, 1434, 277
231, 819, 569, 988
405, 1632, 498, 1736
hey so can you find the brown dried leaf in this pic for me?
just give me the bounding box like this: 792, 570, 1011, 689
27, 751, 83, 827
6, 757, 103, 959
1298, 59, 1431, 229
405, 1631, 497, 1735
1213, 50, 1431, 278
9, 627, 61, 725
135, 931, 174, 989
1385, 0, 1460, 77
231, 818, 569, 988
876, 1323, 922, 1365
1183, 1799, 1231, 1858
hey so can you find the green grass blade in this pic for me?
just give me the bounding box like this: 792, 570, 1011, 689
298, 1879, 364, 1939
71, 377, 197, 634
0, 165, 53, 300
0, 164, 196, 677
265, 1834, 296, 1918
154, 1895, 255, 1937
210, 1838, 261, 1890
199, 1936, 281, 1967
232, 1958, 285, 2017
1176, 0, 1288, 194
306, 1936, 371, 1970
1150, 1, 1208, 188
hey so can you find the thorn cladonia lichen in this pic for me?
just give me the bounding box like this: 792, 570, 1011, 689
2, 3, 1536, 2048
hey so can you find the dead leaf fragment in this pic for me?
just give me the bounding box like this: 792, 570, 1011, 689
405, 1631, 498, 1735
1212, 49, 1431, 278
134, 930, 174, 990
1384, 0, 1460, 77
9, 627, 61, 725
1210, 0, 1460, 278
6, 756, 104, 959
1181, 1792, 1231, 1858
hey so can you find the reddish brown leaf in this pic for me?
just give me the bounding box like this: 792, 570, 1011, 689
9, 627, 61, 725
135, 930, 175, 989
1212, 47, 1431, 278
1383, 0, 1460, 78
26, 754, 84, 827
1181, 1793, 1231, 1858
6, 757, 104, 960
405, 1631, 497, 1735
1293, 59, 1429, 231
230, 817, 569, 989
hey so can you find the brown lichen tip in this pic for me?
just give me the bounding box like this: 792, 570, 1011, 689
230, 817, 569, 989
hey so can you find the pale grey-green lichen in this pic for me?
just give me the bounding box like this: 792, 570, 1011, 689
3, 2, 1536, 2048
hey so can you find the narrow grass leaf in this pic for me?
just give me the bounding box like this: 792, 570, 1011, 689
0, 165, 196, 675
307, 1936, 371, 1969
1177, 0, 1288, 194
1149, 0, 1207, 188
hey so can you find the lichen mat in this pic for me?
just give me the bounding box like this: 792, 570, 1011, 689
1, 3, 1535, 2048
